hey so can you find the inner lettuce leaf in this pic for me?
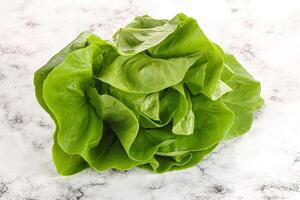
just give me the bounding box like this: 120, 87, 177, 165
34, 13, 263, 175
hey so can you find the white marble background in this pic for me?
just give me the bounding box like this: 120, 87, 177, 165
0, 0, 300, 199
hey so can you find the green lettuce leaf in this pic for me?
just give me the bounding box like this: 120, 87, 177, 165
34, 14, 263, 175
222, 54, 264, 139
34, 32, 96, 175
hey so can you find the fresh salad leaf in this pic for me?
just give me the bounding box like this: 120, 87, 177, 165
34, 13, 263, 175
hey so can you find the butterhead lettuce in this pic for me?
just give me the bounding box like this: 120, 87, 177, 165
34, 13, 263, 175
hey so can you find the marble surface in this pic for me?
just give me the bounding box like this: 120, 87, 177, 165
0, 0, 300, 199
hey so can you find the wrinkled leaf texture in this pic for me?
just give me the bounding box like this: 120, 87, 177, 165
34, 13, 263, 175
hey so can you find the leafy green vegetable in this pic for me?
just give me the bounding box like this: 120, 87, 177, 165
34, 13, 263, 175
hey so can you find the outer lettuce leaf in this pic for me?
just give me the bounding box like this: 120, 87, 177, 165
34, 32, 96, 175
34, 31, 94, 113
148, 13, 231, 100
222, 54, 264, 139
43, 45, 103, 155
34, 14, 263, 175
52, 131, 88, 175
95, 52, 200, 93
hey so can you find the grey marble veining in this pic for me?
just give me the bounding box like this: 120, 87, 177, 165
0, 0, 300, 199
